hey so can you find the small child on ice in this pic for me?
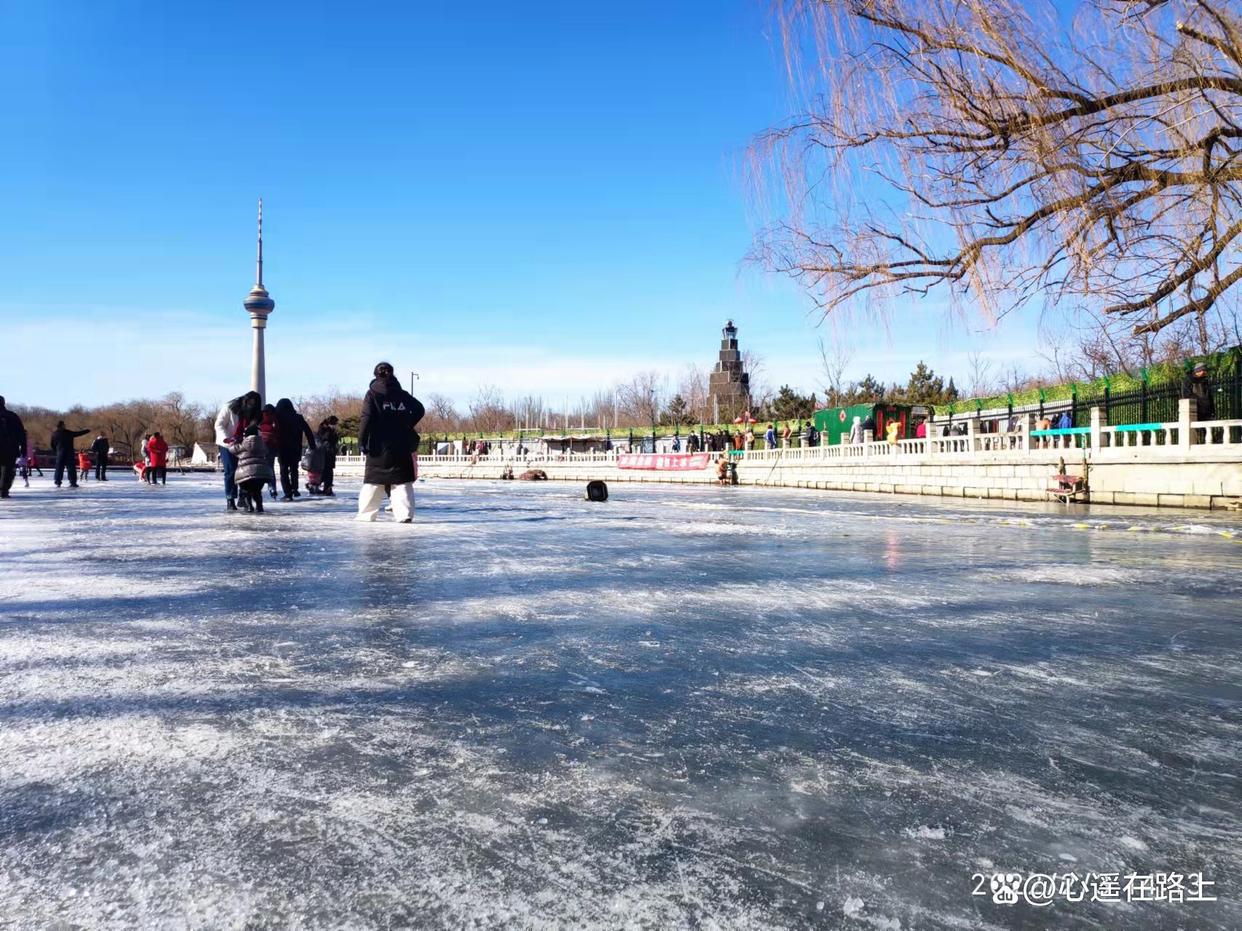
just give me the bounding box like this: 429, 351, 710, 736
230, 426, 275, 513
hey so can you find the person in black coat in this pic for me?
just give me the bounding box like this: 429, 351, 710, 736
273, 398, 316, 500
1187, 363, 1216, 422
316, 416, 341, 496
50, 420, 91, 488
356, 361, 425, 523
90, 434, 110, 481
0, 396, 27, 499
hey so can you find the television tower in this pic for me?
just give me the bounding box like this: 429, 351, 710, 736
243, 199, 276, 402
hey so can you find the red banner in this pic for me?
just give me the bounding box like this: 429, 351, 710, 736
617, 453, 713, 471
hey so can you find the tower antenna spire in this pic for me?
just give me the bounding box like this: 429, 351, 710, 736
256, 197, 264, 286
244, 198, 276, 403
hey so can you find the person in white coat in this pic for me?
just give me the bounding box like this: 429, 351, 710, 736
214, 391, 261, 511
849, 416, 864, 445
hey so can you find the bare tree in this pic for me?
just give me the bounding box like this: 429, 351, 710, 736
296, 392, 365, 433
467, 385, 512, 433
159, 392, 205, 455
817, 337, 853, 407
739, 349, 768, 414
753, 0, 1242, 343
964, 349, 998, 397
508, 395, 546, 432
677, 365, 710, 424
615, 371, 667, 427
422, 393, 461, 433
587, 389, 618, 429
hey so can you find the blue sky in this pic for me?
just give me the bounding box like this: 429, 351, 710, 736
0, 0, 1040, 411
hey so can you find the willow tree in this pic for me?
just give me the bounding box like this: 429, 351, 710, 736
752, 0, 1242, 344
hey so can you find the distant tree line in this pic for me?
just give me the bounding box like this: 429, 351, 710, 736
12, 391, 367, 459
15, 339, 1233, 448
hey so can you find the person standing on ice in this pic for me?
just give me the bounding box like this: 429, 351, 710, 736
258, 405, 281, 499
357, 361, 425, 523
25, 437, 43, 477
273, 398, 315, 501
316, 416, 341, 496
146, 432, 169, 485
214, 391, 262, 511
90, 433, 110, 480
229, 425, 275, 513
50, 420, 90, 488
0, 396, 27, 499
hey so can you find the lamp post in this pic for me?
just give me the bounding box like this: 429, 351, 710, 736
649, 388, 657, 452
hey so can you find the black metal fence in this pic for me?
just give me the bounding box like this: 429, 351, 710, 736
1072, 373, 1242, 428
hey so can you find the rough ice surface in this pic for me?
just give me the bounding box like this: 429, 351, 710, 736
0, 475, 1239, 930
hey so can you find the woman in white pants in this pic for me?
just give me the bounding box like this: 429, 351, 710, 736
356, 362, 425, 522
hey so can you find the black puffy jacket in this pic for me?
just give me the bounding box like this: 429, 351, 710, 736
274, 398, 316, 458
0, 407, 26, 461
359, 377, 425, 485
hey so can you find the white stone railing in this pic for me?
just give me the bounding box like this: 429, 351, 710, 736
336, 403, 1242, 473
1189, 420, 1242, 448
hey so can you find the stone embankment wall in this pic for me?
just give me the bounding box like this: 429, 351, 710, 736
334, 453, 1242, 510
334, 403, 1242, 510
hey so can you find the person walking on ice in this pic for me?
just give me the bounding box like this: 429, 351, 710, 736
0, 396, 27, 500
357, 361, 424, 523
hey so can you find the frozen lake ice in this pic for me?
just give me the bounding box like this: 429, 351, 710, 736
0, 475, 1239, 929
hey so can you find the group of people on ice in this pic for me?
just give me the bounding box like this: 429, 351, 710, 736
4, 362, 422, 520
213, 362, 424, 521
213, 392, 336, 512
0, 398, 107, 495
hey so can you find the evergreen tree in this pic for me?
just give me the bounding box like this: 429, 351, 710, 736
903, 361, 947, 405
846, 374, 886, 404
660, 394, 695, 426
772, 385, 816, 420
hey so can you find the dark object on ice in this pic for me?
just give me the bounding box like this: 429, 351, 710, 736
585, 480, 608, 502
518, 469, 548, 481
501, 465, 514, 480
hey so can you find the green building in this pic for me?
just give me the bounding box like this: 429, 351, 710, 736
814, 403, 921, 445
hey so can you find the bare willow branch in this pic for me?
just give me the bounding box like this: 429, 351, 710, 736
750, 0, 1242, 340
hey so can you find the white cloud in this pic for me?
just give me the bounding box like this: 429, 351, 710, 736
1, 310, 694, 410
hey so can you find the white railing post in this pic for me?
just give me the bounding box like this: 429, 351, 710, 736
1090, 406, 1102, 453
966, 417, 976, 453
1178, 398, 1193, 450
